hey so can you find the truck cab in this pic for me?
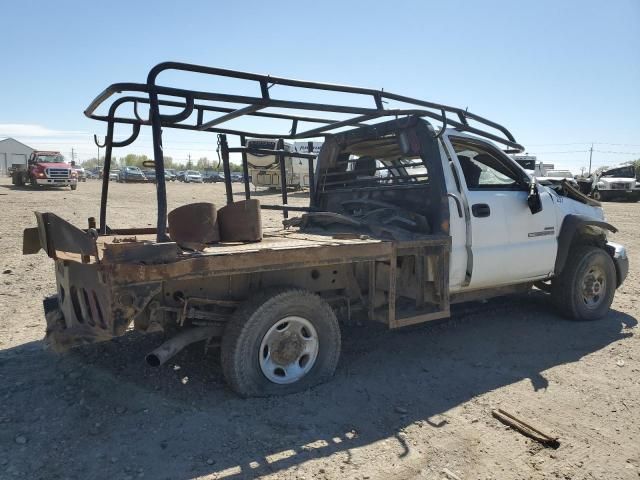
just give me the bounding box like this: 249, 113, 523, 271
440, 132, 624, 294
310, 120, 626, 302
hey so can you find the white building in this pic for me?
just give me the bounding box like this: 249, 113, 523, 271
0, 138, 34, 175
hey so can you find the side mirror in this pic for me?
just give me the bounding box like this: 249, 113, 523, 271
528, 179, 543, 214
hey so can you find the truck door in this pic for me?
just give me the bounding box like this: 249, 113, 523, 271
438, 140, 470, 291
443, 134, 557, 289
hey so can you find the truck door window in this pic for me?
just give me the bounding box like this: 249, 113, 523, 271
451, 139, 524, 190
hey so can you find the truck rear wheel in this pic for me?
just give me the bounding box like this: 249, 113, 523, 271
551, 246, 616, 321
221, 288, 341, 397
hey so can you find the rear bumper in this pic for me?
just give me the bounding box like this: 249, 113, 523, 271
607, 241, 628, 287
44, 259, 161, 351
25, 213, 163, 351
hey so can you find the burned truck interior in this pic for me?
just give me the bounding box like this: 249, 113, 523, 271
23, 62, 530, 386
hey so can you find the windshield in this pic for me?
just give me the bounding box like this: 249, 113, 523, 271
35, 154, 65, 163
601, 166, 635, 178
187, 170, 200, 175
126, 166, 141, 172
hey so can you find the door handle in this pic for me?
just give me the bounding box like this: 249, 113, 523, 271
472, 203, 490, 218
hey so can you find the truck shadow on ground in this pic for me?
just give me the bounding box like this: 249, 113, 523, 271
0, 291, 636, 479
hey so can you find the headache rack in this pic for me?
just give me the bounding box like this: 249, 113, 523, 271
85, 61, 524, 242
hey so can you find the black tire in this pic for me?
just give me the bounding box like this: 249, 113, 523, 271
551, 245, 616, 321
592, 189, 602, 201
221, 288, 341, 397
70, 184, 77, 191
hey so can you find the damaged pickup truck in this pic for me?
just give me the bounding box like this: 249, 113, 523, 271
23, 62, 629, 396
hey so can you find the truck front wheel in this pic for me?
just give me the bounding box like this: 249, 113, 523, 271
551, 246, 616, 321
592, 189, 602, 201
70, 184, 77, 191
221, 288, 341, 397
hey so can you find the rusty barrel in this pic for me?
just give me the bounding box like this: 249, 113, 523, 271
168, 202, 220, 250
217, 199, 262, 242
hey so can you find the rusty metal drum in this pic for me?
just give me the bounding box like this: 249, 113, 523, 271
217, 199, 262, 242
168, 202, 220, 249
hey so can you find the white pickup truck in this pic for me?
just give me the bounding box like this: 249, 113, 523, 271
26, 62, 631, 396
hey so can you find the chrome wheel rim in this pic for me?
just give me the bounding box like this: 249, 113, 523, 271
581, 265, 606, 308
259, 316, 319, 384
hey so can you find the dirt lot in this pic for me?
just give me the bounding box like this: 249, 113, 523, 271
0, 178, 638, 480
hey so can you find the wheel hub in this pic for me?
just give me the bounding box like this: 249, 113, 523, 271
259, 316, 319, 385
581, 265, 606, 308
270, 330, 304, 365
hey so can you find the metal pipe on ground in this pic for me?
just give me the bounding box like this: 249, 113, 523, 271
146, 326, 223, 367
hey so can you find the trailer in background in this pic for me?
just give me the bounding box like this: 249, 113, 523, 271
293, 141, 323, 188
513, 155, 556, 177
246, 139, 322, 190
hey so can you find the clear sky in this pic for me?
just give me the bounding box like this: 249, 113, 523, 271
1, 0, 638, 172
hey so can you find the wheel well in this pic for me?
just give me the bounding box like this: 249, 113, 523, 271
554, 215, 617, 276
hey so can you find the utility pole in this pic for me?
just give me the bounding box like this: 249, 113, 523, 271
588, 144, 593, 175
71, 147, 77, 165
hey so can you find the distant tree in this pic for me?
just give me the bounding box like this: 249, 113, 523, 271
593, 165, 610, 176
163, 156, 176, 169
120, 154, 150, 167
196, 157, 210, 170
81, 157, 100, 169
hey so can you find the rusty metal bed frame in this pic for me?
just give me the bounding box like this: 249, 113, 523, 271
85, 61, 525, 243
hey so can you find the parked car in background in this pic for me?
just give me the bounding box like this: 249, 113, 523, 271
72, 166, 87, 182
109, 169, 120, 181
538, 169, 578, 188
230, 173, 244, 183
143, 170, 157, 183
183, 170, 203, 183
203, 171, 224, 183
176, 171, 186, 181
118, 166, 147, 183
85, 170, 98, 180
89, 167, 103, 179
165, 169, 177, 181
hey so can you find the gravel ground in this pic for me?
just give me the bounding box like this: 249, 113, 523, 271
0, 178, 638, 480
